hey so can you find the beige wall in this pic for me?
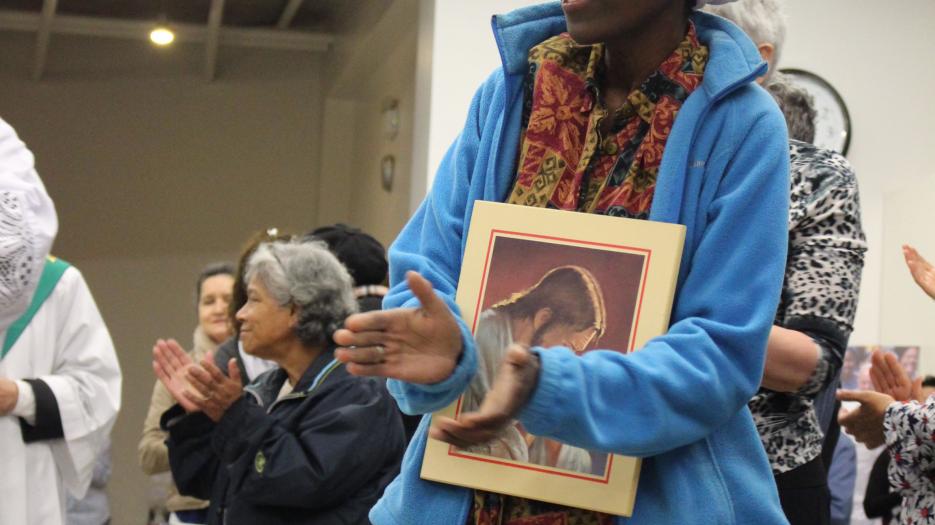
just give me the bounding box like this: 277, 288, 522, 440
880, 185, 935, 377
781, 0, 935, 347
318, 0, 419, 247
0, 31, 325, 524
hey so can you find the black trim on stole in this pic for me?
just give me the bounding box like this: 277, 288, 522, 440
19, 378, 65, 442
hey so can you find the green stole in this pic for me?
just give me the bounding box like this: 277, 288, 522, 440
1, 256, 71, 360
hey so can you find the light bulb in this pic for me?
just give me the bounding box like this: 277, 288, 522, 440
150, 26, 175, 46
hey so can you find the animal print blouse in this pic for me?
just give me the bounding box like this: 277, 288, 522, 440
749, 140, 867, 474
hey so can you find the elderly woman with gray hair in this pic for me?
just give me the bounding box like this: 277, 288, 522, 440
153, 240, 405, 525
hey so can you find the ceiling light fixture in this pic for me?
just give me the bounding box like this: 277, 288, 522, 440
149, 26, 175, 46
150, 0, 175, 47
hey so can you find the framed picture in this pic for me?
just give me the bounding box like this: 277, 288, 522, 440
420, 201, 685, 516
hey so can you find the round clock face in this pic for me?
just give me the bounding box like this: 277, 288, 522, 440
779, 68, 852, 156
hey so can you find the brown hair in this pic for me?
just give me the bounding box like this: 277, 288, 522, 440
229, 228, 293, 331
493, 265, 607, 338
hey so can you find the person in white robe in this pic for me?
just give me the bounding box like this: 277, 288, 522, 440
0, 117, 57, 332
0, 117, 121, 525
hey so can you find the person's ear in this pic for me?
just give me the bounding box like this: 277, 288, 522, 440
532, 308, 553, 330
756, 42, 775, 84
289, 303, 300, 327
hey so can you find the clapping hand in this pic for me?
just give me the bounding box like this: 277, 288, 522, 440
430, 344, 540, 448
334, 272, 463, 384
903, 244, 935, 300
153, 339, 244, 420
837, 389, 894, 448
184, 353, 244, 422
153, 339, 202, 413
869, 350, 923, 402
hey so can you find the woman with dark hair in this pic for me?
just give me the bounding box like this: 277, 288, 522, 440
139, 262, 235, 525
212, 229, 290, 383
335, 0, 791, 523
154, 240, 405, 524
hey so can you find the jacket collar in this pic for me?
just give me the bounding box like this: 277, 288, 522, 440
245, 342, 339, 404
490, 2, 767, 101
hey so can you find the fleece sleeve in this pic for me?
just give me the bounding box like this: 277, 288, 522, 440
518, 108, 791, 457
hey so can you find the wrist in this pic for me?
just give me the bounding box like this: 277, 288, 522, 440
0, 379, 18, 414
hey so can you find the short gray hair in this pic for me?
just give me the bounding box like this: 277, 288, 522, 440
704, 0, 787, 78
765, 72, 816, 143
245, 240, 357, 347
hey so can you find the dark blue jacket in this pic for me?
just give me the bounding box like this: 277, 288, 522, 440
163, 347, 405, 524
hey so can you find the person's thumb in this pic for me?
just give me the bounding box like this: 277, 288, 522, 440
228, 358, 243, 385
407, 271, 447, 315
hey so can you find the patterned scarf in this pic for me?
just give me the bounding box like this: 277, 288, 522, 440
507, 23, 708, 220
467, 24, 708, 525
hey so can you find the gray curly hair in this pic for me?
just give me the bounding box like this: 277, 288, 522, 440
765, 72, 816, 143
245, 240, 357, 347
704, 0, 787, 79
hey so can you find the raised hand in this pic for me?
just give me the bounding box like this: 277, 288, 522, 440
869, 350, 913, 401
152, 338, 202, 413
184, 353, 244, 422
837, 389, 895, 449
333, 271, 463, 384
903, 244, 935, 300
430, 344, 539, 448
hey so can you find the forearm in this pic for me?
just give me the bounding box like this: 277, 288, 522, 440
760, 326, 820, 392
139, 381, 175, 474
163, 405, 220, 500
138, 429, 170, 474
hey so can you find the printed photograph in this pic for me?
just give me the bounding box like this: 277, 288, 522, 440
457, 234, 647, 478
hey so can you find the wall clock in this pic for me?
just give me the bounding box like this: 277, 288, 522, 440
779, 68, 852, 156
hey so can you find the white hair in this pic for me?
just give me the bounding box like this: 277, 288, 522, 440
704, 0, 787, 77
245, 240, 357, 346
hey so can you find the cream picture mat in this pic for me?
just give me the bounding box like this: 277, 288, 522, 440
421, 201, 685, 516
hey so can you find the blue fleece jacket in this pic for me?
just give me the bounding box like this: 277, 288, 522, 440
371, 3, 791, 524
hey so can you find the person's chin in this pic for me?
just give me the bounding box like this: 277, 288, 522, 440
561, 0, 595, 16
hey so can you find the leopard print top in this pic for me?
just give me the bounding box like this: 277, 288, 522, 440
749, 140, 867, 474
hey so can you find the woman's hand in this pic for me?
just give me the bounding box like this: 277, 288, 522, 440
903, 244, 935, 300
430, 344, 539, 448
869, 350, 921, 402
837, 389, 895, 448
153, 340, 244, 420
333, 271, 463, 384
152, 339, 202, 413
184, 354, 244, 422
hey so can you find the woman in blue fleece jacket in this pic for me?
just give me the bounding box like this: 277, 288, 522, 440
334, 1, 791, 523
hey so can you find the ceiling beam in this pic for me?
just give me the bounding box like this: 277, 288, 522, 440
32, 0, 58, 81
205, 0, 225, 81
277, 0, 304, 29
0, 10, 332, 52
